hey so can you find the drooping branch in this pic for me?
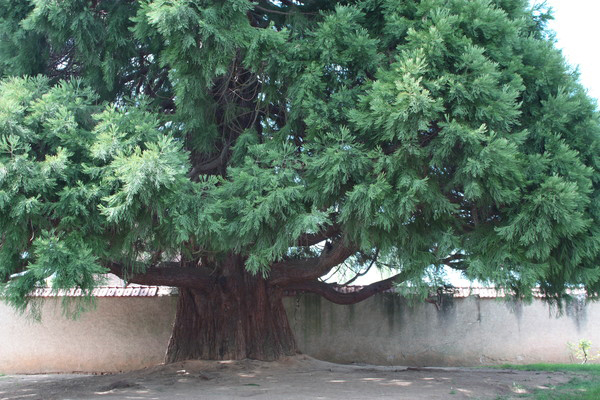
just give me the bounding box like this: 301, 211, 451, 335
284, 270, 412, 305
296, 223, 341, 247
269, 238, 357, 286
107, 262, 215, 289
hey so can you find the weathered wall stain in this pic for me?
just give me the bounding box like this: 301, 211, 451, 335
290, 294, 600, 367
301, 293, 322, 339
564, 295, 588, 332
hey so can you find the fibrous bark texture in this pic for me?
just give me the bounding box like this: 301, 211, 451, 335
165, 257, 297, 362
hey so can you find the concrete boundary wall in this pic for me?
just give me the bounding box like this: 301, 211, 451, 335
289, 294, 599, 366
1, 294, 599, 373
0, 297, 177, 373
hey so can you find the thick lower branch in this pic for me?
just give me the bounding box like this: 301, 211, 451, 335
283, 271, 411, 305
107, 262, 214, 289
269, 238, 357, 286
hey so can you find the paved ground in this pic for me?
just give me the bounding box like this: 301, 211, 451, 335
0, 356, 573, 400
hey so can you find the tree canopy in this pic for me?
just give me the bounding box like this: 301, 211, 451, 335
0, 0, 599, 359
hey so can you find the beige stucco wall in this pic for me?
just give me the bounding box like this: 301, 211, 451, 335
0, 297, 177, 373
1, 293, 598, 373
288, 293, 600, 366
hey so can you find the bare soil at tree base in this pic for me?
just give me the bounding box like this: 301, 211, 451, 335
0, 355, 573, 399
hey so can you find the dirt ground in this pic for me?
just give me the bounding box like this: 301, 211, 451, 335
0, 356, 574, 400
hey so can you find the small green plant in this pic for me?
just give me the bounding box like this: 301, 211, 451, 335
567, 339, 599, 364
512, 382, 526, 390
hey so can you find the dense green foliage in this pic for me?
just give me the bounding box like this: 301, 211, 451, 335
0, 0, 599, 313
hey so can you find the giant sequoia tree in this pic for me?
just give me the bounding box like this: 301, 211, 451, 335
1, 0, 599, 361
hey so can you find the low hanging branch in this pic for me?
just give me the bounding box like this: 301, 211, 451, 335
283, 270, 413, 305
269, 238, 357, 286
106, 262, 215, 289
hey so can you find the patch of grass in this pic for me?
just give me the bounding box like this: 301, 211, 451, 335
527, 377, 600, 400
492, 364, 600, 399
495, 364, 600, 375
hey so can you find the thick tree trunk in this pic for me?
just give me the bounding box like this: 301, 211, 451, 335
164, 256, 297, 362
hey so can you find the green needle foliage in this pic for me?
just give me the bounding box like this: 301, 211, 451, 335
0, 0, 599, 317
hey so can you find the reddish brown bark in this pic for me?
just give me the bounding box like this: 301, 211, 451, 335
164, 255, 297, 362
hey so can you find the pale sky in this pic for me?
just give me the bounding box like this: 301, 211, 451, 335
544, 0, 600, 105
